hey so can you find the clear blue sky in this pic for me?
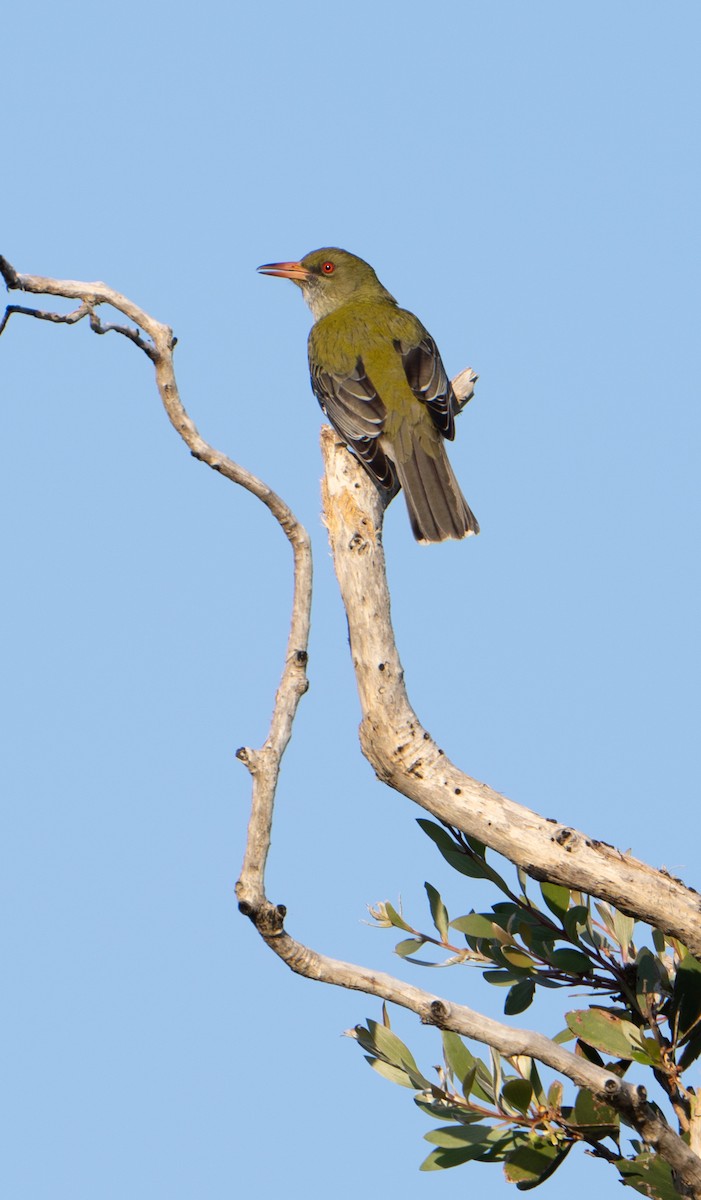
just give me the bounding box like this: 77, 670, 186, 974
2, 4, 699, 1198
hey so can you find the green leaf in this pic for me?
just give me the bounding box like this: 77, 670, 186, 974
566, 1008, 638, 1058
527, 1061, 547, 1107
363, 1020, 431, 1087
366, 1056, 416, 1089
501, 1078, 533, 1115
420, 1145, 486, 1171
451, 912, 497, 939
490, 1046, 503, 1107
652, 928, 666, 954
505, 979, 536, 1015
501, 947, 536, 972
394, 937, 427, 958
617, 1151, 679, 1200
540, 882, 571, 919
382, 902, 414, 933
484, 969, 522, 987
414, 1096, 485, 1124
517, 866, 530, 896
613, 910, 635, 953
547, 1079, 563, 1109
552, 1027, 575, 1045
595, 903, 618, 937
678, 1032, 701, 1070
441, 1030, 474, 1084
573, 1087, 619, 1137
673, 954, 701, 1042
425, 1124, 493, 1148
424, 882, 450, 941
547, 948, 594, 975
441, 1032, 494, 1103
518, 922, 556, 953
417, 819, 489, 879
563, 904, 590, 941
504, 1141, 571, 1189
635, 946, 666, 1016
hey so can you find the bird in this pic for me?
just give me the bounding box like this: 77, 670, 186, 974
257, 248, 479, 543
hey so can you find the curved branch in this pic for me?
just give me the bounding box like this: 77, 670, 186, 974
0, 256, 312, 907
5, 256, 699, 1195
319, 426, 701, 957
241, 905, 701, 1196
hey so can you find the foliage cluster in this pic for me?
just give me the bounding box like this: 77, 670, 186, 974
351, 822, 701, 1195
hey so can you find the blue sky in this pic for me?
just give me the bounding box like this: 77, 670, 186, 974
2, 3, 699, 1198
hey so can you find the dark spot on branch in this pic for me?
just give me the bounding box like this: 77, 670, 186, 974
555, 828, 575, 849
295, 650, 308, 665
428, 999, 449, 1026
454, 787, 462, 795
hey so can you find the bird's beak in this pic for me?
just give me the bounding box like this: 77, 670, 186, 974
257, 260, 310, 281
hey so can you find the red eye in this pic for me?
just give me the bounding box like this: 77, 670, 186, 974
321, 261, 335, 274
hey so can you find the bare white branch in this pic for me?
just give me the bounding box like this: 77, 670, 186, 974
4, 257, 700, 1196
320, 425, 701, 958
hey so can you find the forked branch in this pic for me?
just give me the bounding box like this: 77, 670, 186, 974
3, 257, 699, 1196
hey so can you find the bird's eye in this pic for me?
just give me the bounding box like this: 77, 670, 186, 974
321, 261, 335, 274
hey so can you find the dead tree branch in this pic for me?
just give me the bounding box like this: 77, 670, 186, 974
0, 256, 312, 908
320, 426, 701, 958
3, 256, 700, 1196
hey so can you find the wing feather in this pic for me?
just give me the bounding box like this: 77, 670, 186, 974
396, 334, 458, 441
309, 356, 397, 491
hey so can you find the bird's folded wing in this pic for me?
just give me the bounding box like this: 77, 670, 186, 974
309, 357, 397, 491
396, 334, 458, 441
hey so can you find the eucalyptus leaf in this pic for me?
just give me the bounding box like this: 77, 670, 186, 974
417, 820, 489, 879
501, 947, 536, 971
383, 902, 414, 933
566, 1008, 638, 1058
366, 1056, 416, 1089
451, 913, 498, 939
414, 1097, 486, 1124
548, 947, 594, 975
420, 1145, 486, 1171
617, 1151, 679, 1200
366, 1020, 425, 1077
424, 882, 450, 941
678, 1032, 701, 1070
673, 954, 701, 1042
540, 881, 571, 919
501, 1078, 533, 1115
573, 1087, 619, 1137
441, 1030, 474, 1086
504, 978, 536, 1015
394, 937, 427, 958
635, 946, 666, 1015
613, 910, 635, 953
504, 1141, 571, 1189
563, 904, 590, 941
425, 1123, 493, 1148
484, 969, 521, 987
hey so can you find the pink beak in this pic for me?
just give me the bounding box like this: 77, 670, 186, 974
257, 260, 310, 281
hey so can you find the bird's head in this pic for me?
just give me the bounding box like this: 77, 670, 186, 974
257, 248, 395, 319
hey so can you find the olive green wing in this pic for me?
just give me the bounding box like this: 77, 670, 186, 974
308, 355, 397, 492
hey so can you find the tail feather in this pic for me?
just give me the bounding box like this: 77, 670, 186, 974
394, 436, 479, 544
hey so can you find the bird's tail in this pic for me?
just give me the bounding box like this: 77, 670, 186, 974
394, 435, 479, 543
